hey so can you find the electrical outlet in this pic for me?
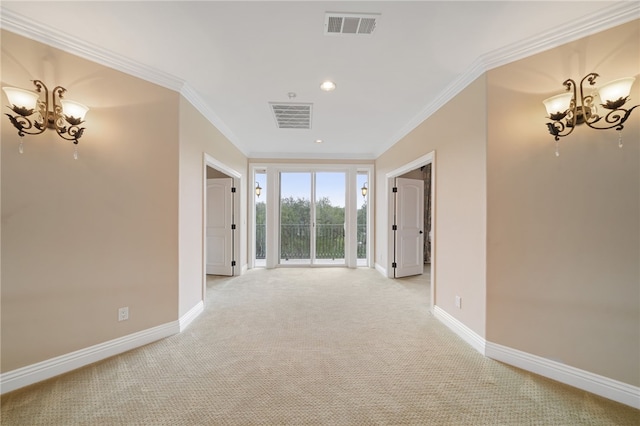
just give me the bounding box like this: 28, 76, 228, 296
455, 296, 462, 309
118, 307, 129, 321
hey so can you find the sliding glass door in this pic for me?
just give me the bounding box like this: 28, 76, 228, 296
279, 172, 346, 265
315, 172, 345, 265
280, 172, 311, 265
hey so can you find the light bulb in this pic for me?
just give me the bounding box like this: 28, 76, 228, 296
320, 81, 336, 92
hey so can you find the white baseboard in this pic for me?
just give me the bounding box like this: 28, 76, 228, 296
0, 321, 179, 395
179, 300, 204, 332
4, 301, 638, 409
433, 305, 640, 409
374, 262, 387, 277
433, 305, 486, 355
486, 342, 640, 410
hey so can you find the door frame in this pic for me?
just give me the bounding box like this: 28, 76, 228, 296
202, 153, 243, 300
386, 151, 435, 311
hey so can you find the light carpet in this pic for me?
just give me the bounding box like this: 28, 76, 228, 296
2, 267, 638, 425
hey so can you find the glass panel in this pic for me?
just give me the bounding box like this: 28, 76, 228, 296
357, 172, 368, 266
315, 172, 346, 265
255, 172, 266, 267
280, 172, 311, 264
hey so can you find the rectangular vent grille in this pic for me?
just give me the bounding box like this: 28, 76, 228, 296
325, 12, 379, 35
270, 103, 312, 129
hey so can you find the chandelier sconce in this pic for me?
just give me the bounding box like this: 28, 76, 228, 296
255, 182, 262, 197
543, 74, 637, 156
361, 182, 368, 198
3, 80, 89, 159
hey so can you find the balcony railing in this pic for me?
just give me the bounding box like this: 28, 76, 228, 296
255, 223, 366, 260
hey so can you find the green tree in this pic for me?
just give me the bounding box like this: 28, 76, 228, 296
280, 197, 311, 259
280, 196, 310, 225
259, 196, 359, 260
315, 197, 345, 259
315, 196, 344, 225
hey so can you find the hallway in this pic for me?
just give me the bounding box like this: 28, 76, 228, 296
3, 267, 636, 425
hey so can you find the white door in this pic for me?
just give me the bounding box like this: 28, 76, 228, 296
394, 177, 424, 278
206, 178, 234, 276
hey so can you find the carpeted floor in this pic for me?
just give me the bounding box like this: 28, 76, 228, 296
1, 267, 638, 425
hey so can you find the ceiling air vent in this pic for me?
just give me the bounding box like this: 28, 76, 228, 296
324, 12, 380, 35
270, 102, 313, 129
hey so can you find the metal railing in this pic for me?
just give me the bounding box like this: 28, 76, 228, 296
256, 223, 266, 260
255, 223, 366, 260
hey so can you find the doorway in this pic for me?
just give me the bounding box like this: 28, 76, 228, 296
203, 153, 244, 305
386, 152, 435, 310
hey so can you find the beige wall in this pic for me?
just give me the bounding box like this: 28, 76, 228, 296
486, 20, 640, 386
1, 31, 180, 372
178, 97, 247, 316
376, 76, 488, 337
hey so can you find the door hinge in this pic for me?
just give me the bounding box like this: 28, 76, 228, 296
392, 187, 398, 193
231, 224, 236, 230
392, 262, 397, 268
231, 260, 236, 267
231, 187, 236, 193
392, 224, 397, 231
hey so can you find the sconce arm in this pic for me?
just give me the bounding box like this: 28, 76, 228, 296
50, 85, 85, 143
584, 104, 638, 131
545, 78, 578, 140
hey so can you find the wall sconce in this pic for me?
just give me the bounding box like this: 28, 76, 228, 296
361, 182, 368, 198
255, 182, 262, 197
3, 80, 89, 159
543, 73, 638, 156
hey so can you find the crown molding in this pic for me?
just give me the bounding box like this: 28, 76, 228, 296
180, 84, 248, 156
0, 7, 250, 155
480, 1, 640, 71
2, 4, 638, 160
376, 2, 640, 158
247, 150, 377, 160
0, 7, 185, 92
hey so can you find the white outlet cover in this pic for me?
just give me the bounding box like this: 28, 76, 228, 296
118, 307, 129, 321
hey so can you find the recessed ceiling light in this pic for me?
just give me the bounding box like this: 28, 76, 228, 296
320, 81, 336, 91
315, 139, 323, 144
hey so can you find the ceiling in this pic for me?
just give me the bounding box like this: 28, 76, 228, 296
1, 1, 637, 159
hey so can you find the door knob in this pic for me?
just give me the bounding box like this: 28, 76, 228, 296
419, 230, 423, 234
